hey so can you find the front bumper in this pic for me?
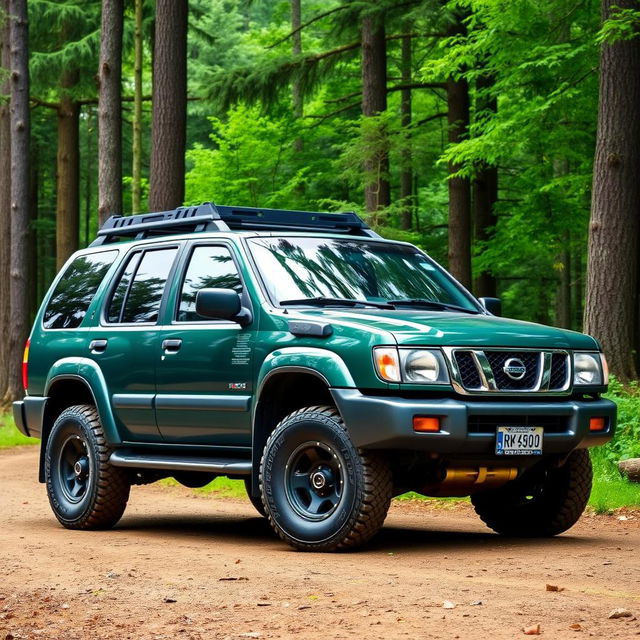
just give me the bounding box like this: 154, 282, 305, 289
331, 389, 616, 456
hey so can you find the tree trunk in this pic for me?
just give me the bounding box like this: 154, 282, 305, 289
132, 0, 143, 213
5, 0, 30, 403
584, 0, 640, 381
84, 104, 94, 245
98, 0, 123, 224
149, 0, 188, 211
0, 1, 11, 400
555, 229, 572, 329
473, 74, 497, 298
56, 80, 80, 271
291, 0, 303, 153
447, 76, 471, 288
447, 13, 471, 289
361, 11, 389, 217
399, 33, 412, 231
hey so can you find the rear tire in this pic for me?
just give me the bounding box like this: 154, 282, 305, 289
471, 450, 592, 537
45, 405, 130, 530
260, 405, 392, 551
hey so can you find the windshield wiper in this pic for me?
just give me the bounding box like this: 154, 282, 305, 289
280, 296, 395, 310
386, 299, 481, 314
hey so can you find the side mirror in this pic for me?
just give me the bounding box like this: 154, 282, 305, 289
195, 288, 252, 326
478, 297, 502, 316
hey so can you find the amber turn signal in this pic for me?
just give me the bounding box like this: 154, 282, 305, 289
589, 417, 607, 432
413, 416, 441, 432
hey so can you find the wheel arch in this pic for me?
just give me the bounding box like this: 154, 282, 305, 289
250, 368, 336, 496
40, 364, 119, 483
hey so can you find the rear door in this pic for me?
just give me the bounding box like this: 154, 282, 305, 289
154, 242, 255, 445
91, 244, 180, 442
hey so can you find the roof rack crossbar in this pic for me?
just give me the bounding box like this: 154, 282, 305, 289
90, 201, 379, 246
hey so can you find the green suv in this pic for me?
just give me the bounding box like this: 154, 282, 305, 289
13, 203, 616, 551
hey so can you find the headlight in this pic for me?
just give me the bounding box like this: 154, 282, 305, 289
374, 347, 449, 384
573, 352, 606, 386
400, 349, 450, 384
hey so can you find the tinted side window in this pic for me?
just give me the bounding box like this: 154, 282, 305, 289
43, 251, 117, 329
107, 248, 177, 324
107, 252, 141, 323
178, 246, 242, 322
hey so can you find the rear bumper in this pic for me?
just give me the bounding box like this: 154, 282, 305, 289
12, 397, 47, 439
331, 389, 616, 457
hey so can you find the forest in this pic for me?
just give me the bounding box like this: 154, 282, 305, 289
0, 0, 639, 403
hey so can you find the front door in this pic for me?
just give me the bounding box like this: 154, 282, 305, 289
154, 243, 255, 445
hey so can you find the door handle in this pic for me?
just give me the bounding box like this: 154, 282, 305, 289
89, 339, 108, 354
162, 339, 182, 353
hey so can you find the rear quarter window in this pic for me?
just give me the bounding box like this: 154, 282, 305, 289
43, 251, 118, 329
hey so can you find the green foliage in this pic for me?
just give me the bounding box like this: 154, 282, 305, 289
185, 105, 307, 207
0, 414, 38, 449
597, 7, 640, 44
590, 378, 640, 478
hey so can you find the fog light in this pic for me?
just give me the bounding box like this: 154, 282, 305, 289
413, 416, 441, 432
589, 417, 607, 432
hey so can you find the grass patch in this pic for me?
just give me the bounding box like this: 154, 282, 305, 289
160, 476, 247, 499
590, 475, 640, 513
0, 412, 38, 449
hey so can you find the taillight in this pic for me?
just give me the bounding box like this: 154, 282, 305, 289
22, 338, 30, 393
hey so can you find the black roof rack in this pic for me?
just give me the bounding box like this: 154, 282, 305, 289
90, 202, 379, 246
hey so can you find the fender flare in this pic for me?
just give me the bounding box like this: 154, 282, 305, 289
45, 357, 120, 445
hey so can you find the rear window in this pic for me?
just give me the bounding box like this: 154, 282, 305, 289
43, 251, 118, 329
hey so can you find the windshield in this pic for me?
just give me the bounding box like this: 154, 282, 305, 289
247, 237, 479, 311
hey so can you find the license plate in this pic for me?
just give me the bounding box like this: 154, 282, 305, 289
496, 426, 543, 455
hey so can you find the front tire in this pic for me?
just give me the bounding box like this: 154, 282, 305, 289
45, 405, 130, 530
471, 449, 592, 537
260, 406, 392, 551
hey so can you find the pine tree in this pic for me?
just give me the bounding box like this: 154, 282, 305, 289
5, 0, 30, 403
0, 0, 11, 401
584, 0, 640, 381
98, 0, 123, 224
149, 0, 188, 211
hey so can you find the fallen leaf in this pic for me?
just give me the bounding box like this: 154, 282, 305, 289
443, 601, 456, 609
608, 608, 633, 619
569, 623, 582, 631
523, 623, 541, 635
546, 584, 564, 592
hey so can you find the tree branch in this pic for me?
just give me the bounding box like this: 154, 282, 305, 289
267, 5, 350, 49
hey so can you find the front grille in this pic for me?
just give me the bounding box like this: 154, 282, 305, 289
468, 414, 570, 434
550, 353, 569, 390
454, 351, 482, 389
448, 348, 571, 394
485, 351, 540, 390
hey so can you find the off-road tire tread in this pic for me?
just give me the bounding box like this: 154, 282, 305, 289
260, 405, 392, 551
46, 404, 130, 530
472, 450, 592, 537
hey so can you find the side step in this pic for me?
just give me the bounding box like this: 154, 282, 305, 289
110, 451, 252, 476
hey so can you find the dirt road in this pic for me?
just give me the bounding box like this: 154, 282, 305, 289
1, 447, 639, 640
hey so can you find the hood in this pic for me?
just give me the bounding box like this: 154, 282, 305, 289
289, 308, 599, 350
